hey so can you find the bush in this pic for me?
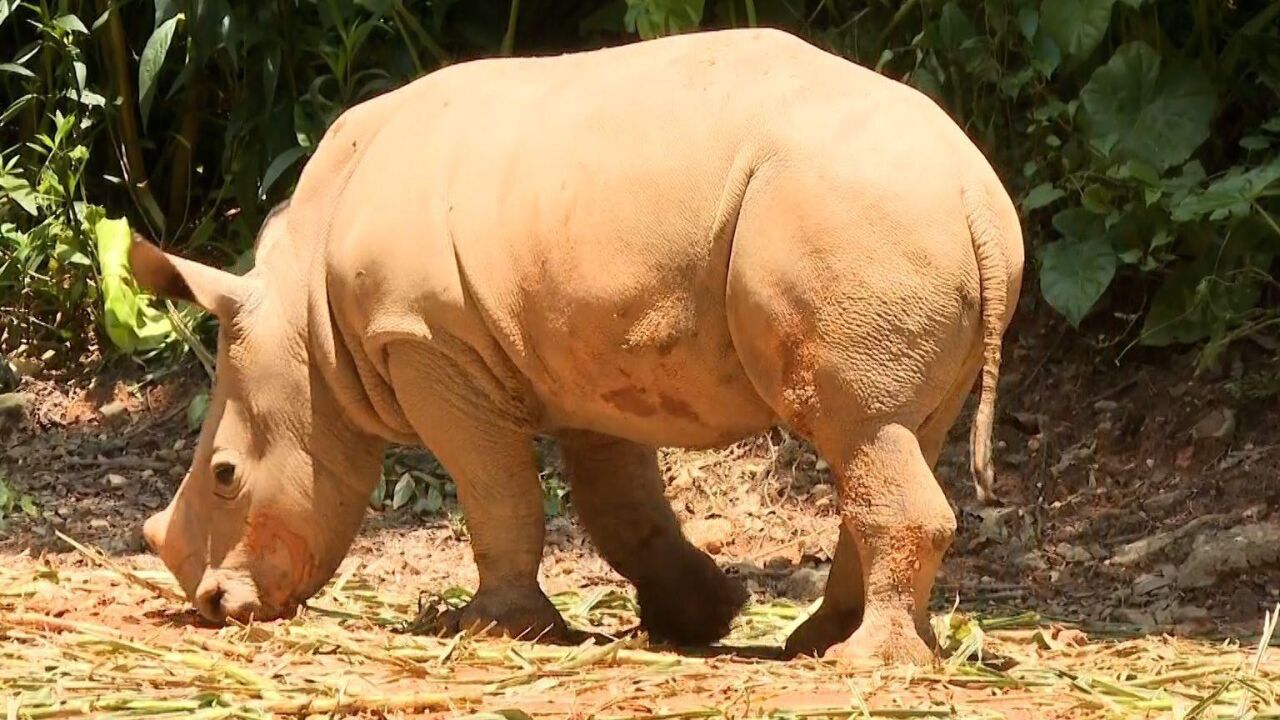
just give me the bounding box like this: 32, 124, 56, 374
1, 0, 1277, 367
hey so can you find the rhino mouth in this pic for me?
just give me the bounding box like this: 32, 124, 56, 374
192, 568, 297, 624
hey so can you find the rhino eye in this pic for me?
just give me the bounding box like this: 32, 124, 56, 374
211, 461, 239, 497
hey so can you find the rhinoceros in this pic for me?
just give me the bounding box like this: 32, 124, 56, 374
135, 27, 1023, 665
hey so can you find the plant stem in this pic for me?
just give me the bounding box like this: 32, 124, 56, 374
500, 0, 520, 56
94, 0, 163, 236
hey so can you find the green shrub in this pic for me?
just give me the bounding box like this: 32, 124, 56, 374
1, 0, 1277, 366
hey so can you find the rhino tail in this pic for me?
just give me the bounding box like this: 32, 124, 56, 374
961, 180, 1011, 506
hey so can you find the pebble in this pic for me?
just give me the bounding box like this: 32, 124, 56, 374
785, 566, 828, 602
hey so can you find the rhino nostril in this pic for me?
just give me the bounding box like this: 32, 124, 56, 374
195, 581, 226, 623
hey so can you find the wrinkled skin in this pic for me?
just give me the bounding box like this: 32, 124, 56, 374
139, 29, 1023, 663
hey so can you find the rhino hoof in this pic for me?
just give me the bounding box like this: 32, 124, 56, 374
431, 588, 569, 642
636, 548, 746, 645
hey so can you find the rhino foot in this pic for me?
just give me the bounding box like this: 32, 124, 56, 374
430, 586, 569, 641
821, 612, 935, 667
783, 605, 863, 659
636, 547, 746, 645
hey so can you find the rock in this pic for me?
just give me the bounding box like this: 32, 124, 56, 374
1055, 543, 1091, 563
0, 392, 32, 429
809, 483, 834, 503
0, 359, 17, 392
1132, 565, 1176, 595
1192, 408, 1236, 442
1013, 550, 1048, 573
1108, 513, 1229, 567
1093, 400, 1119, 413
89, 518, 110, 530
1142, 485, 1190, 515
684, 518, 732, 555
99, 401, 129, 422
785, 566, 828, 602
105, 473, 129, 489
1116, 608, 1157, 631
1178, 522, 1280, 589
10, 355, 42, 378
765, 555, 792, 572
1173, 605, 1209, 622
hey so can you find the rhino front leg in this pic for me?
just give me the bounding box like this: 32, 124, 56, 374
388, 350, 566, 641
558, 429, 746, 644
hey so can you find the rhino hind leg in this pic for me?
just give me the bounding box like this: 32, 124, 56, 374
558, 429, 747, 645
782, 524, 865, 658
798, 423, 956, 666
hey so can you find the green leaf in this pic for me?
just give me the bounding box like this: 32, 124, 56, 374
623, 0, 705, 39
392, 472, 415, 510
1040, 0, 1115, 59
1240, 135, 1272, 151
939, 2, 976, 51
1171, 157, 1280, 222
1018, 7, 1039, 41
1141, 255, 1262, 346
186, 390, 209, 431
138, 14, 183, 131
0, 176, 39, 215
0, 63, 34, 78
1080, 42, 1216, 171
1022, 182, 1065, 211
259, 145, 308, 199
415, 483, 443, 515
52, 14, 89, 34
1039, 238, 1117, 326
95, 217, 174, 353
1052, 208, 1106, 243
1030, 29, 1061, 77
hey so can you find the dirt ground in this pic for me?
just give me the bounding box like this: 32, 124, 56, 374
2, 303, 1280, 717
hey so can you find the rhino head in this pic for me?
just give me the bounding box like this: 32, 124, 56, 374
133, 207, 388, 623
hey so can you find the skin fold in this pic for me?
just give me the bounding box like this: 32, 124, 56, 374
136, 28, 1024, 665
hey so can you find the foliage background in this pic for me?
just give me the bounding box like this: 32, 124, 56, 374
1, 0, 1277, 368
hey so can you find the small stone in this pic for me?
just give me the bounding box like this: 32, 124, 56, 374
1133, 570, 1173, 595
684, 518, 732, 555
89, 518, 110, 530
10, 356, 42, 378
1093, 400, 1119, 413
1173, 605, 1210, 622
1143, 486, 1190, 515
810, 483, 834, 502
173, 438, 185, 452
785, 566, 828, 602
765, 555, 792, 572
1055, 543, 1091, 563
0, 392, 32, 428
1116, 608, 1157, 630
105, 473, 129, 489
1192, 408, 1236, 442
99, 400, 129, 422
814, 458, 829, 472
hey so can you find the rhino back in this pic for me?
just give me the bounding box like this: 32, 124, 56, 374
319, 28, 993, 445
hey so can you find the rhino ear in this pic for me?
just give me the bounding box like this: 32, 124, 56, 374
129, 233, 250, 319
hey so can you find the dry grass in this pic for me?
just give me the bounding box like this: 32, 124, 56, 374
1, 539, 1278, 719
